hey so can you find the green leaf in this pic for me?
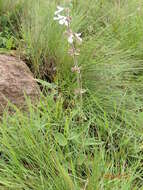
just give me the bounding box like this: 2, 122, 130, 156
6, 37, 13, 50
84, 138, 96, 146
138, 112, 143, 121
54, 132, 67, 147
68, 131, 81, 141
35, 79, 57, 89
77, 153, 86, 166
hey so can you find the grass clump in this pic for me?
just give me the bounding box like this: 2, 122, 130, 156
0, 93, 142, 189
0, 0, 143, 189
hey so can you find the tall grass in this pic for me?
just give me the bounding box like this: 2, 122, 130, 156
0, 93, 142, 189
0, 0, 143, 189
19, 0, 143, 110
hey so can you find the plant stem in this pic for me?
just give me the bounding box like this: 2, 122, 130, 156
66, 9, 83, 110
71, 43, 82, 108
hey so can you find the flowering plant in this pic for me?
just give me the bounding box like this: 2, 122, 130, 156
54, 5, 85, 107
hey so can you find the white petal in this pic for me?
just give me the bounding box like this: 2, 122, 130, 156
55, 9, 64, 15
54, 14, 63, 20
68, 35, 73, 44
54, 6, 64, 15
64, 20, 68, 26
58, 15, 65, 19
75, 33, 82, 42
55, 10, 60, 15
59, 19, 65, 25
75, 33, 81, 37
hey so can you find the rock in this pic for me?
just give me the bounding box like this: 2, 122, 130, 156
0, 54, 40, 114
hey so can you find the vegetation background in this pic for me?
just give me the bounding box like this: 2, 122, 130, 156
0, 0, 143, 189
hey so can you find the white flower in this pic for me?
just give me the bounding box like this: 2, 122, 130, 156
54, 14, 68, 26
53, 15, 61, 21
54, 6, 64, 15
59, 17, 68, 26
75, 33, 82, 43
68, 34, 74, 44
71, 66, 81, 73
68, 48, 80, 56
67, 33, 82, 44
